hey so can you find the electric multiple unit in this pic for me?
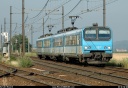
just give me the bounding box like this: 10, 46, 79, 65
36, 24, 113, 65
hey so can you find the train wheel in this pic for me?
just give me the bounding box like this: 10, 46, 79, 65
53, 56, 57, 61
38, 55, 42, 59
65, 57, 69, 64
83, 61, 88, 67
100, 64, 105, 67
62, 56, 66, 62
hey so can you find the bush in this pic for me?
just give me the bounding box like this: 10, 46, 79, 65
120, 58, 128, 68
106, 58, 128, 68
18, 56, 33, 68
25, 52, 36, 57
10, 55, 17, 61
0, 55, 3, 61
106, 59, 118, 66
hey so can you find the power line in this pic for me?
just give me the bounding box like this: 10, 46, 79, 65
30, 0, 50, 19
30, 0, 72, 25
50, 0, 118, 28
63, 0, 82, 18
31, 0, 118, 34
52, 0, 82, 21
78, 0, 118, 15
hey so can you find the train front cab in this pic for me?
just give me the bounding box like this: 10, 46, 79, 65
81, 26, 113, 65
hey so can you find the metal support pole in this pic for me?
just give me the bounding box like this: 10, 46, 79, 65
31, 25, 33, 50
62, 6, 64, 30
10, 6, 12, 55
8, 42, 10, 60
28, 37, 29, 53
103, 0, 106, 27
22, 0, 25, 55
1, 25, 2, 48
43, 18, 44, 35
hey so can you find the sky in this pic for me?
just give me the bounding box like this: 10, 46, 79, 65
0, 0, 128, 47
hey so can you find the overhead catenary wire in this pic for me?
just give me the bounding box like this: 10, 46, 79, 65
30, 0, 118, 34
53, 0, 82, 21
30, 0, 72, 25
31, 0, 81, 33
51, 0, 118, 27
30, 0, 50, 19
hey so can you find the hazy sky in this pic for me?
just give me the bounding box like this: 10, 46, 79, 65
0, 0, 128, 47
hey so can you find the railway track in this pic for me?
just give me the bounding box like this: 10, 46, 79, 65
103, 66, 128, 73
0, 62, 89, 86
0, 70, 10, 77
0, 63, 17, 77
31, 57, 128, 86
15, 69, 89, 86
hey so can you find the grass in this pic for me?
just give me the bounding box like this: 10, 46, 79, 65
120, 58, 128, 68
17, 56, 33, 68
0, 55, 3, 61
25, 52, 37, 57
0, 54, 33, 68
10, 55, 17, 61
1, 53, 128, 68
106, 59, 121, 67
106, 58, 128, 69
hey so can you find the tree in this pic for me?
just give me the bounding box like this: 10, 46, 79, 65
11, 34, 32, 52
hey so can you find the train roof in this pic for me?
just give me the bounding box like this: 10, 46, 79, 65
37, 24, 112, 40
38, 27, 79, 39
57, 27, 78, 34
37, 27, 82, 41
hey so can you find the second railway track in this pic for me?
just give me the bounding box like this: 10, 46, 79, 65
0, 62, 89, 86
31, 57, 128, 86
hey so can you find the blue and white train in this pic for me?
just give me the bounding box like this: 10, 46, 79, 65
36, 23, 113, 65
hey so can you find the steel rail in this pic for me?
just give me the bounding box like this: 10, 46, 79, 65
15, 69, 90, 86
0, 70, 10, 77
103, 66, 128, 73
32, 59, 128, 85
0, 62, 89, 86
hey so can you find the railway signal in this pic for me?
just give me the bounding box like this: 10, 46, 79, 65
1, 32, 10, 60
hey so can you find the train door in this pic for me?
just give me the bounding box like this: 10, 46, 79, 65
76, 33, 80, 55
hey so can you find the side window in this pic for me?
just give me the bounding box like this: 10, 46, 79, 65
65, 36, 70, 45
72, 36, 76, 45
44, 39, 50, 47
37, 41, 42, 48
65, 35, 77, 46
53, 37, 63, 47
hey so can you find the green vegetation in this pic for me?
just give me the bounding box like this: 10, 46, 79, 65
25, 52, 37, 57
106, 58, 128, 69
10, 55, 17, 61
17, 56, 33, 68
120, 58, 128, 68
0, 54, 3, 61
11, 34, 32, 52
0, 54, 33, 68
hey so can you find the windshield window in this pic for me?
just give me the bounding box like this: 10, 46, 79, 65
98, 29, 110, 39
84, 27, 111, 41
85, 29, 96, 39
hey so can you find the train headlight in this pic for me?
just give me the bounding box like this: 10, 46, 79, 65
108, 46, 111, 50
85, 46, 91, 50
85, 46, 88, 50
104, 46, 111, 50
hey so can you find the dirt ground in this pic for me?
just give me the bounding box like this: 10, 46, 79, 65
0, 53, 128, 86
